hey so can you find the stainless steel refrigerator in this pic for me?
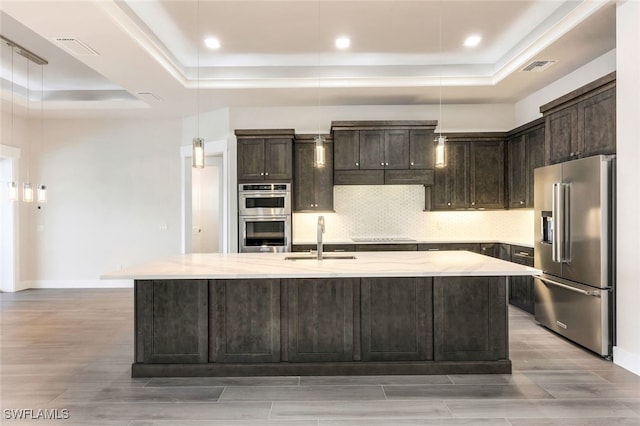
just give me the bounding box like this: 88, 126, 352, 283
533, 154, 615, 358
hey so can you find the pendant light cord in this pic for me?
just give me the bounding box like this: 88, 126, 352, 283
26, 58, 30, 183
196, 0, 200, 139
438, 4, 443, 138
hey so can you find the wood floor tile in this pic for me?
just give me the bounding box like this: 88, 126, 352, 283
1, 289, 639, 423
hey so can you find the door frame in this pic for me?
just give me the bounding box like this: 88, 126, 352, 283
180, 140, 230, 254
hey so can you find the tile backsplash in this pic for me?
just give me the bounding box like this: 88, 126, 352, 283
293, 185, 534, 245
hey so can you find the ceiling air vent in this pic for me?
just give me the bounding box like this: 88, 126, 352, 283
521, 60, 557, 72
137, 92, 163, 102
54, 37, 99, 56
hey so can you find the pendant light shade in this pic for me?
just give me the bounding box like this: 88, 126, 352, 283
7, 181, 18, 202
314, 135, 326, 168
37, 184, 47, 203
23, 182, 34, 203
434, 135, 447, 168
192, 137, 204, 168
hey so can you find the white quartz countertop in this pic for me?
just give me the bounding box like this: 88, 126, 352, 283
102, 251, 540, 280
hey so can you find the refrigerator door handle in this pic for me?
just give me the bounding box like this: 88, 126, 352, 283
537, 276, 600, 297
552, 183, 562, 263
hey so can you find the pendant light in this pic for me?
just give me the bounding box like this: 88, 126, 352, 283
2, 35, 49, 203
434, 5, 447, 169
313, 0, 325, 169
191, 0, 204, 169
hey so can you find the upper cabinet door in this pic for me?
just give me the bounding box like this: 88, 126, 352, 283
293, 142, 315, 211
508, 135, 527, 208
359, 130, 385, 169
409, 129, 435, 169
579, 87, 616, 158
526, 126, 545, 208
333, 130, 360, 170
314, 142, 334, 211
546, 105, 579, 165
384, 129, 410, 169
470, 140, 505, 209
264, 138, 293, 181
237, 139, 266, 181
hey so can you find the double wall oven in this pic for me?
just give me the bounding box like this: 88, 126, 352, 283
238, 183, 291, 253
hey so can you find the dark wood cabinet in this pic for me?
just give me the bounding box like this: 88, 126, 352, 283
292, 244, 356, 253
236, 129, 294, 182
359, 130, 386, 169
293, 136, 333, 212
331, 121, 437, 185
433, 276, 507, 361
333, 130, 360, 170
432, 141, 470, 209
418, 243, 481, 253
508, 245, 535, 314
409, 129, 435, 169
285, 278, 356, 362
541, 72, 616, 165
470, 140, 506, 209
356, 243, 417, 251
210, 279, 280, 363
361, 277, 433, 361
430, 134, 506, 210
507, 119, 545, 208
136, 280, 208, 364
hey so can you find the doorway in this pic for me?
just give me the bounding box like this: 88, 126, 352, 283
181, 139, 230, 254
0, 147, 19, 292
191, 156, 223, 253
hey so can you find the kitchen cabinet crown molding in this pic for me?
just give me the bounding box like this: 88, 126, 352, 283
235, 129, 296, 138
331, 120, 437, 131
539, 71, 616, 115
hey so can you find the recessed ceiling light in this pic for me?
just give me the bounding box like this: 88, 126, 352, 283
463, 34, 482, 48
335, 36, 350, 50
204, 37, 221, 49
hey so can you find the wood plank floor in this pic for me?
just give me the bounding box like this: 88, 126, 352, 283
1, 288, 639, 425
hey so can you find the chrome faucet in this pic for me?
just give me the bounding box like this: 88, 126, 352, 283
317, 215, 325, 260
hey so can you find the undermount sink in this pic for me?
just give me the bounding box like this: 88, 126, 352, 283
284, 255, 357, 261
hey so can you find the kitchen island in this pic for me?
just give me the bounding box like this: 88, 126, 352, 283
103, 251, 540, 377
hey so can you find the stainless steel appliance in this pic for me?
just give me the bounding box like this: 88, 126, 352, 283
238, 183, 291, 253
534, 154, 615, 358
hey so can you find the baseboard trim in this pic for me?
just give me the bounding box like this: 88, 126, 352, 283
613, 346, 640, 377
25, 279, 133, 289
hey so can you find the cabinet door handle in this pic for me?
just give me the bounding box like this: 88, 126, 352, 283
520, 200, 524, 205
260, 172, 264, 176
385, 162, 389, 166
265, 172, 269, 176
310, 204, 314, 207
471, 202, 476, 206
447, 202, 451, 206
410, 162, 414, 166
355, 162, 359, 166
380, 162, 384, 166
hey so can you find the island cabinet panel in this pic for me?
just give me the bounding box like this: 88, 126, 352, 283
210, 279, 280, 363
360, 277, 433, 361
136, 280, 208, 364
433, 276, 507, 361
284, 278, 357, 362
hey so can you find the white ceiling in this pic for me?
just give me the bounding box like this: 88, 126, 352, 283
0, 0, 616, 119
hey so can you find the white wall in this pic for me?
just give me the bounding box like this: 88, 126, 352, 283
230, 104, 516, 134
514, 49, 616, 126
614, 0, 640, 376
25, 117, 183, 288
